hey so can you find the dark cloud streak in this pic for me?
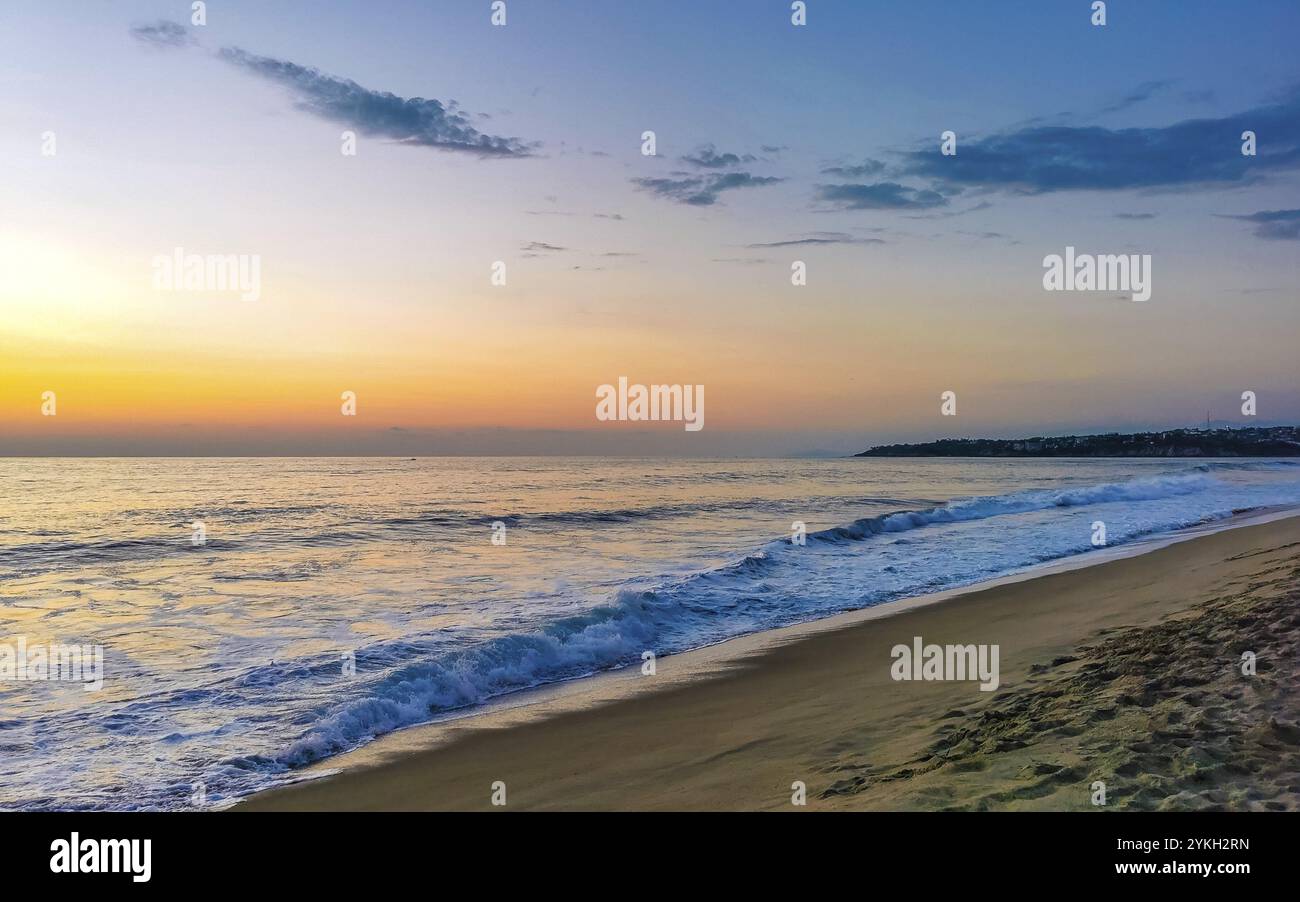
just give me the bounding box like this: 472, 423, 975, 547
681, 144, 757, 169
129, 20, 195, 49
634, 172, 783, 206
897, 93, 1300, 194
129, 23, 535, 157
816, 181, 948, 210
820, 159, 886, 179
745, 232, 884, 248
217, 47, 536, 157
823, 90, 1300, 218
1096, 79, 1173, 115
1223, 209, 1300, 240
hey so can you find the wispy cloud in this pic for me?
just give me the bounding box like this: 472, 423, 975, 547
1221, 208, 1300, 240
905, 200, 993, 220
816, 181, 948, 211
820, 159, 886, 179
895, 90, 1300, 194
1096, 79, 1174, 116
821, 89, 1300, 218
129, 23, 536, 157
681, 144, 757, 169
745, 232, 884, 248
217, 47, 536, 157
634, 172, 783, 206
635, 140, 782, 205
129, 20, 195, 49
956, 229, 1020, 245
526, 210, 626, 221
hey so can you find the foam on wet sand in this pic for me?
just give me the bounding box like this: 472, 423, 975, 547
240, 514, 1300, 811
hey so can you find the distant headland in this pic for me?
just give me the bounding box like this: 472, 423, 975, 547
856, 426, 1300, 458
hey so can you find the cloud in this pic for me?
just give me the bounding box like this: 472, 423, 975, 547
745, 232, 884, 248
634, 172, 783, 206
820, 159, 887, 179
637, 143, 782, 203
213, 46, 537, 157
893, 90, 1300, 194
816, 181, 948, 210
905, 200, 993, 220
1115, 212, 1157, 219
527, 211, 626, 221
1097, 79, 1173, 115
129, 20, 195, 49
681, 144, 757, 169
822, 88, 1300, 216
1222, 209, 1300, 240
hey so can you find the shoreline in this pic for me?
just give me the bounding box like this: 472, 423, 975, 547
239, 509, 1300, 811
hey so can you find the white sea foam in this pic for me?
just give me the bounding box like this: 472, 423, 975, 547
274, 463, 1298, 772
3, 457, 1298, 810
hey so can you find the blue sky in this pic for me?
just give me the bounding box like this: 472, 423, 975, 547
1, 1, 1297, 455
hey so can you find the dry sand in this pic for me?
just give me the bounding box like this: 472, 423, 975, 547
240, 515, 1300, 811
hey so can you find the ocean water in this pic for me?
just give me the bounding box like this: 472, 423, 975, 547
2, 455, 1299, 810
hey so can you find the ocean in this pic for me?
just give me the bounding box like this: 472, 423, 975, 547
2, 456, 1299, 810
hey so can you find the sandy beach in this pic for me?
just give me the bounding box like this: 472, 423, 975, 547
240, 514, 1300, 812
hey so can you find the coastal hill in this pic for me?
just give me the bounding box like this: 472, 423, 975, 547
856, 426, 1300, 458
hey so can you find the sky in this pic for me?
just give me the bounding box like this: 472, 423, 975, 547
1, 0, 1297, 456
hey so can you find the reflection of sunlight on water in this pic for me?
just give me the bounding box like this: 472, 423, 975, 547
1, 456, 1298, 809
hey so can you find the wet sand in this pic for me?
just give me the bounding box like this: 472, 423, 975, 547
240, 515, 1300, 811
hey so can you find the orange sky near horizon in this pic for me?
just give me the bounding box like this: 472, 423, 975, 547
3, 222, 1296, 452
3, 1, 1298, 456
